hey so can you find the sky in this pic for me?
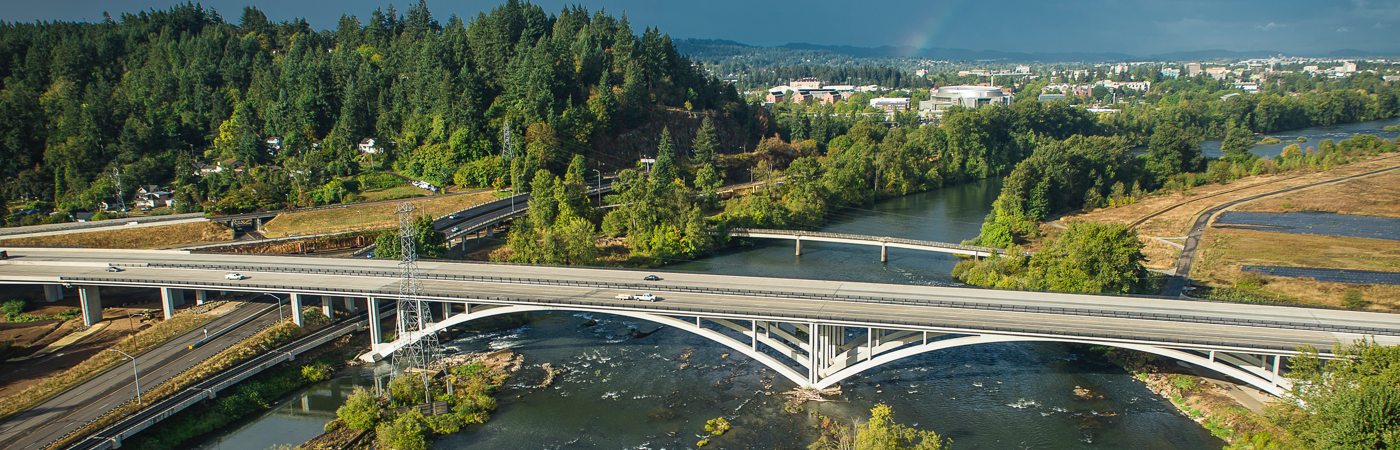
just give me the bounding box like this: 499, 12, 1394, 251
6, 0, 1400, 56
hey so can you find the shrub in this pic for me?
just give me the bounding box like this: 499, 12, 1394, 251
1341, 288, 1368, 309
337, 387, 382, 431
377, 410, 431, 450
301, 363, 332, 382
2, 299, 25, 321
704, 417, 731, 436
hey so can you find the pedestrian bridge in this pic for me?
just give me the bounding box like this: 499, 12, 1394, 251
5, 249, 1399, 398
728, 228, 1008, 259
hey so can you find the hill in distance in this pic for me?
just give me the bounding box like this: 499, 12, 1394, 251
678, 39, 1398, 63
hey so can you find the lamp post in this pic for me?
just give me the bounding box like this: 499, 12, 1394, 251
261, 293, 285, 322
591, 169, 602, 206
108, 348, 141, 405
126, 312, 145, 338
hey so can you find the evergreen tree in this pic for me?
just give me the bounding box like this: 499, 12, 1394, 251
691, 114, 719, 166
653, 127, 676, 182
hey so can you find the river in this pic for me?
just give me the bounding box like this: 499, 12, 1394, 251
187, 117, 1400, 450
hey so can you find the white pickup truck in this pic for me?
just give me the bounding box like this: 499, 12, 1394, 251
615, 293, 660, 302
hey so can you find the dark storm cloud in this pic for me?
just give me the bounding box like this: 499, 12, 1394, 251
4, 0, 1397, 55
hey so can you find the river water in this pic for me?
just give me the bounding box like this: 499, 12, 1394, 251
187, 117, 1400, 450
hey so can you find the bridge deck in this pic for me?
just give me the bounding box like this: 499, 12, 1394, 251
729, 228, 1007, 257
2, 249, 1397, 356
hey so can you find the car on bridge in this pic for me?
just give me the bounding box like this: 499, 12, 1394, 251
451, 227, 461, 233
0, 250, 7, 260
105, 266, 122, 273
635, 293, 659, 302
643, 275, 661, 281
225, 272, 246, 280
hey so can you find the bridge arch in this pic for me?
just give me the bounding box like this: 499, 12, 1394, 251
372, 305, 812, 387
374, 305, 1291, 398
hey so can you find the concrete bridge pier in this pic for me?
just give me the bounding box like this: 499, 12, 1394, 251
43, 284, 64, 302
195, 290, 209, 306
440, 302, 452, 321
795, 237, 802, 256
367, 297, 383, 351
78, 286, 102, 326
881, 243, 888, 263
160, 288, 184, 319
322, 296, 335, 319
289, 293, 307, 326
344, 296, 359, 313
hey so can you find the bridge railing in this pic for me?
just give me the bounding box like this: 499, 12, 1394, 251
62, 275, 1347, 355
86, 265, 1400, 338
728, 228, 1014, 255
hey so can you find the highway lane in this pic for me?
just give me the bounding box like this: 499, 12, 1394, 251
0, 299, 284, 450
3, 249, 1398, 354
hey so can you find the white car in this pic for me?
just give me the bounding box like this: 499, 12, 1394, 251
225, 273, 245, 280
635, 293, 659, 302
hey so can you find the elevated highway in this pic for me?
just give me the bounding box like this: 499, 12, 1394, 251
3, 248, 1398, 398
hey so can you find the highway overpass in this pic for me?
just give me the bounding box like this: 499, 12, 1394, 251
3, 248, 1398, 397
727, 228, 1008, 259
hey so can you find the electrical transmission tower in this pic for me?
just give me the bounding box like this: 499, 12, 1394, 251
391, 202, 440, 397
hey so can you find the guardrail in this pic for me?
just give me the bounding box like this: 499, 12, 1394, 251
63, 267, 1400, 346
62, 312, 368, 450
59, 275, 1336, 355
728, 228, 1011, 255
0, 213, 207, 237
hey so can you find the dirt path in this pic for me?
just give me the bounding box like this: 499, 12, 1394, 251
1165, 162, 1400, 296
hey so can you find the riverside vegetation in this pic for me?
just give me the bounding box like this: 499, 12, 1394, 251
323, 359, 509, 450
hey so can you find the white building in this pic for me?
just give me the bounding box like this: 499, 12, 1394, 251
358, 138, 383, 154
925, 86, 1013, 114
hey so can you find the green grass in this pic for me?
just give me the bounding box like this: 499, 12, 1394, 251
360, 185, 428, 202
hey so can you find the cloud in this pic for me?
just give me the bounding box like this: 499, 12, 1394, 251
1376, 22, 1386, 28
1256, 22, 1286, 31
1337, 27, 1350, 32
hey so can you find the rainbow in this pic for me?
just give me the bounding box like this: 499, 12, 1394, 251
899, 1, 973, 57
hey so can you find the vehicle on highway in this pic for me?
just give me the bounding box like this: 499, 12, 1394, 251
451, 227, 461, 233
635, 293, 659, 302
225, 272, 245, 280
105, 266, 122, 272
615, 294, 634, 300
449, 214, 458, 219
643, 275, 661, 281
0, 250, 7, 260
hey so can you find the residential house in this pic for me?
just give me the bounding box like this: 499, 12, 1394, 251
265, 136, 283, 155
358, 138, 383, 154
135, 186, 175, 209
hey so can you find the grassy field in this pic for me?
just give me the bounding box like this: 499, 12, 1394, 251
0, 221, 233, 249
1191, 228, 1400, 309
262, 191, 497, 238
359, 185, 428, 202
1063, 153, 1400, 238
1233, 169, 1400, 218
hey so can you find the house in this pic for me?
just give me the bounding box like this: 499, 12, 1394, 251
265, 136, 283, 154
73, 212, 96, 222
766, 91, 785, 103
358, 138, 383, 154
135, 186, 175, 209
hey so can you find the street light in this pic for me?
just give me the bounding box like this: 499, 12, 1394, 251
108, 348, 141, 405
260, 293, 285, 322
126, 312, 146, 338
591, 168, 602, 206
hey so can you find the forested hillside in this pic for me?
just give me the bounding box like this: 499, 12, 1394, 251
0, 1, 752, 217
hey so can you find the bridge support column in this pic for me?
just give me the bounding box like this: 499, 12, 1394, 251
43, 284, 64, 302
78, 286, 102, 326
440, 302, 452, 321
368, 297, 383, 349
289, 293, 306, 327
160, 288, 183, 319
195, 290, 209, 306
322, 296, 335, 319
881, 243, 888, 263
795, 237, 802, 256
344, 296, 359, 313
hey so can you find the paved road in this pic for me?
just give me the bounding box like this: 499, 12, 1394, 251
1165, 163, 1400, 296
4, 249, 1398, 357
0, 300, 284, 450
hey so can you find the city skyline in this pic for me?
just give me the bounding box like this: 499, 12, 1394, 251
4, 0, 1399, 56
